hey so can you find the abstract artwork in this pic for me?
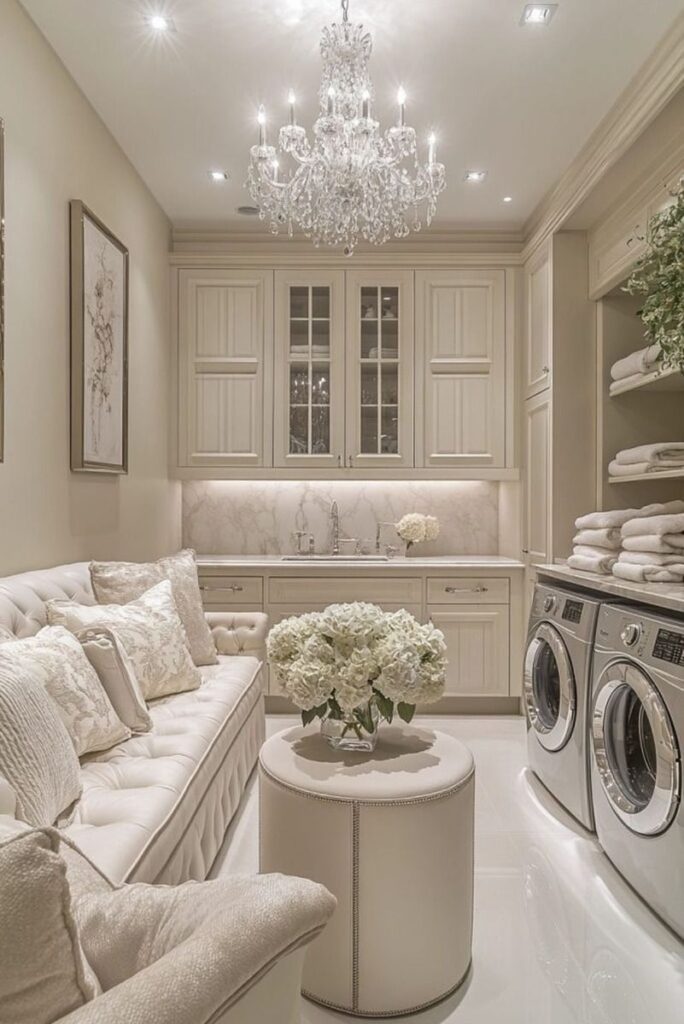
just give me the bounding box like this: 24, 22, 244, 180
70, 201, 128, 473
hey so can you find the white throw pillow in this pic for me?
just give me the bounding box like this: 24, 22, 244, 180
77, 627, 152, 734
0, 827, 100, 1024
0, 628, 130, 757
0, 663, 81, 826
48, 580, 202, 701
90, 549, 218, 667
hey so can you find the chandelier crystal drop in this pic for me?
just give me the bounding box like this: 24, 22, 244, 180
246, 0, 446, 255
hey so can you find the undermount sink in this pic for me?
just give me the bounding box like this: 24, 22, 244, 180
280, 554, 390, 562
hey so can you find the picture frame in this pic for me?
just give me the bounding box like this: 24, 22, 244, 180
0, 119, 5, 463
69, 200, 128, 473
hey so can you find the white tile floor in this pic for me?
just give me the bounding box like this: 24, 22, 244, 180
212, 716, 684, 1023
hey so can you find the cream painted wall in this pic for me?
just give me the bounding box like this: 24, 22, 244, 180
0, 0, 180, 575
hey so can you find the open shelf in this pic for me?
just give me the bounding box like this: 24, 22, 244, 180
608, 467, 684, 484
609, 366, 684, 396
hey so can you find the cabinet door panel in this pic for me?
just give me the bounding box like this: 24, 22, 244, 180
416, 270, 506, 467
524, 390, 552, 567
274, 271, 345, 469
524, 244, 552, 397
428, 606, 509, 696
179, 269, 273, 467
345, 271, 414, 469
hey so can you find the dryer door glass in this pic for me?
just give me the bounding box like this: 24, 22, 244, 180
524, 623, 576, 752
592, 661, 680, 836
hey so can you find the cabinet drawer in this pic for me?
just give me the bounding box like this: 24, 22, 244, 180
199, 576, 263, 605
427, 577, 509, 604
268, 577, 422, 606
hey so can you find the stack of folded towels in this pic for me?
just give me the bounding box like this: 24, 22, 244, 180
569, 500, 684, 576
614, 503, 684, 583
608, 442, 684, 479
609, 344, 661, 394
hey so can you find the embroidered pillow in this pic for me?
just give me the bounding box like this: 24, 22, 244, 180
48, 580, 202, 701
77, 627, 152, 734
0, 827, 100, 1024
0, 662, 81, 826
90, 549, 217, 667
0, 627, 130, 757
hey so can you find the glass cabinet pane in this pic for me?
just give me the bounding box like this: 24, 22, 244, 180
381, 407, 398, 454
361, 407, 378, 454
358, 283, 401, 456
287, 284, 332, 457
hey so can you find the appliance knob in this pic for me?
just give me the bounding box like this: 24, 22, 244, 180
543, 595, 556, 614
621, 623, 642, 648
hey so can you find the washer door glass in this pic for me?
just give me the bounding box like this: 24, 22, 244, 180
524, 623, 576, 752
592, 661, 680, 836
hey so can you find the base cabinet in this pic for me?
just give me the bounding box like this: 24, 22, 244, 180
427, 606, 510, 697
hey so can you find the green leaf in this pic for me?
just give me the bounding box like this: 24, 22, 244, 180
314, 702, 329, 719
301, 708, 318, 727
355, 702, 375, 735
397, 702, 416, 724
373, 690, 394, 723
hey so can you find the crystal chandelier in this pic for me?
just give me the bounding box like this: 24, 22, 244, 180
246, 0, 446, 255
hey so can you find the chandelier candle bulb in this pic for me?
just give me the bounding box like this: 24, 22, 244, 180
397, 86, 406, 126
257, 105, 266, 146
288, 90, 296, 126
428, 132, 436, 166
272, 159, 279, 182
362, 88, 370, 119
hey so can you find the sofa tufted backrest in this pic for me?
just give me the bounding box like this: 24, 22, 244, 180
0, 563, 94, 638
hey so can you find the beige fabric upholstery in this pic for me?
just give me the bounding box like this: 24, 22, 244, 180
0, 658, 82, 827
90, 550, 218, 668
206, 610, 268, 662
260, 725, 475, 1017
0, 563, 267, 886
47, 581, 202, 701
0, 827, 100, 1024
77, 628, 152, 734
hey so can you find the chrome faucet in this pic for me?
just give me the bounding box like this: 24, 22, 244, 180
330, 501, 340, 556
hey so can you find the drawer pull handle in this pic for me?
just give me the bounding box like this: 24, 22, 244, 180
200, 584, 244, 593
445, 585, 488, 594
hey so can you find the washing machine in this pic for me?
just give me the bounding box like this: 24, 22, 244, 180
524, 582, 602, 830
590, 603, 684, 940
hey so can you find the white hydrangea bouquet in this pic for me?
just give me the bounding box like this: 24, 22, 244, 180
267, 602, 447, 750
395, 513, 440, 550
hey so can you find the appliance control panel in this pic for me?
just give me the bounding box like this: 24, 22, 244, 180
561, 599, 583, 625
653, 628, 684, 667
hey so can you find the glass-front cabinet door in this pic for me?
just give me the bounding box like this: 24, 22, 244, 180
345, 271, 414, 468
274, 271, 345, 468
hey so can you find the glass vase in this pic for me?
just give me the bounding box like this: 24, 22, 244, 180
321, 706, 379, 753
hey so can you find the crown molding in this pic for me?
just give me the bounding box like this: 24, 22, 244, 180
521, 12, 684, 262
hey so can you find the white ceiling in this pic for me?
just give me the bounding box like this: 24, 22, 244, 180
20, 0, 684, 232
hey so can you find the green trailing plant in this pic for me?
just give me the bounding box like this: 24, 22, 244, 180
625, 177, 684, 372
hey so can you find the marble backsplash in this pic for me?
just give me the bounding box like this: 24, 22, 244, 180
183, 480, 499, 556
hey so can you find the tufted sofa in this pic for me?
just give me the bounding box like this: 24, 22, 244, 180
0, 562, 268, 885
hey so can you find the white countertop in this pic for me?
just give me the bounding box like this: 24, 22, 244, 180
537, 563, 684, 617
197, 554, 524, 571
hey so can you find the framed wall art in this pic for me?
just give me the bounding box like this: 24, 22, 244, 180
70, 200, 128, 473
0, 118, 5, 463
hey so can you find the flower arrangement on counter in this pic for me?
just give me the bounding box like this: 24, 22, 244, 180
395, 513, 440, 549
267, 602, 447, 747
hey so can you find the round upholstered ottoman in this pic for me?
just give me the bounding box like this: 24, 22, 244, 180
259, 725, 475, 1017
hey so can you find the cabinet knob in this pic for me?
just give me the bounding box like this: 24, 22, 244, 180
522, 548, 529, 554
541, 365, 550, 374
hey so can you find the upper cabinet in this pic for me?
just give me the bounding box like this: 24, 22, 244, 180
415, 269, 506, 468
274, 271, 345, 469
345, 271, 414, 469
175, 263, 513, 478
523, 245, 552, 398
178, 269, 273, 469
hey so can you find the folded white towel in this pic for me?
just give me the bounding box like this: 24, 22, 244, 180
622, 534, 684, 554
615, 443, 684, 466
610, 345, 660, 382
573, 528, 621, 550
568, 552, 618, 575
575, 500, 684, 531
622, 511, 684, 538
618, 551, 684, 567
608, 459, 652, 478
573, 545, 617, 559
613, 562, 684, 584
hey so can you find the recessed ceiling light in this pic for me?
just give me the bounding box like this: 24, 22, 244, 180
209, 170, 228, 182
464, 170, 486, 183
237, 205, 260, 216
147, 13, 175, 31
503, 196, 513, 203
520, 4, 558, 25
